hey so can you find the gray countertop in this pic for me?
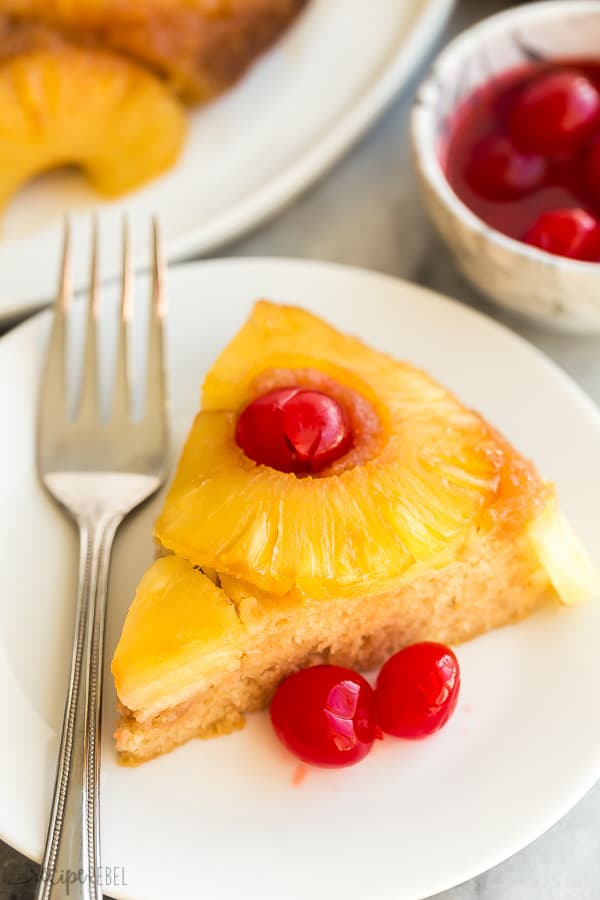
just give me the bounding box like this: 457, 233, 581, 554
2, 0, 600, 897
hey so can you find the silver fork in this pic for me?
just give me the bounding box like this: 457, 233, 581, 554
35, 219, 170, 900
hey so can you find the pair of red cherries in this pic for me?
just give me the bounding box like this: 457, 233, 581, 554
270, 642, 461, 769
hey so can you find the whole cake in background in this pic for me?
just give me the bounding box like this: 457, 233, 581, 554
0, 0, 308, 208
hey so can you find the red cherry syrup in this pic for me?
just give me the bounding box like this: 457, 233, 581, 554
444, 59, 600, 261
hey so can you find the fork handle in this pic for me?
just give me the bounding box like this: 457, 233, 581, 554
36, 514, 121, 900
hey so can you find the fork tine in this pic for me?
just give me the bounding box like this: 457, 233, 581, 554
76, 216, 100, 422
112, 217, 133, 423
38, 218, 71, 427
143, 217, 167, 422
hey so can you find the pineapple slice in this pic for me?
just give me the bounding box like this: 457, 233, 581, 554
155, 302, 547, 601
529, 499, 599, 605
112, 555, 245, 720
0, 46, 185, 210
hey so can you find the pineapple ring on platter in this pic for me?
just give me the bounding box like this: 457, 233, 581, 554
0, 46, 186, 210
155, 302, 547, 601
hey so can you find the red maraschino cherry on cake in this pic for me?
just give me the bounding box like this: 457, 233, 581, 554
111, 301, 597, 764
235, 387, 352, 474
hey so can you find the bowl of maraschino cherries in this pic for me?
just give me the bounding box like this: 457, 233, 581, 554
411, 0, 600, 332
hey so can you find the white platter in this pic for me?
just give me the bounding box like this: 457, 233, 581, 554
1, 258, 599, 900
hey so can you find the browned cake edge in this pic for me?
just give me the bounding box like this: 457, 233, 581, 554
1, 1, 310, 103
114, 528, 551, 764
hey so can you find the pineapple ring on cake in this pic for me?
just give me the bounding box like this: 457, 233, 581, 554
0, 45, 185, 210
155, 302, 547, 601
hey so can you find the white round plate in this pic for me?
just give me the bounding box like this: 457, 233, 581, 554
0, 0, 453, 322
1, 259, 599, 900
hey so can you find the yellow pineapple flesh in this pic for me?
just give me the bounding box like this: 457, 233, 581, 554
112, 555, 245, 720
156, 302, 545, 601
0, 45, 186, 210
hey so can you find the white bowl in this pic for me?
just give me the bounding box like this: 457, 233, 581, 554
411, 0, 600, 333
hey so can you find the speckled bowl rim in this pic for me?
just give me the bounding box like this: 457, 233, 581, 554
411, 0, 600, 273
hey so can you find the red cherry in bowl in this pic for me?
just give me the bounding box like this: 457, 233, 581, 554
270, 665, 377, 768
465, 133, 546, 201
235, 387, 352, 474
375, 642, 460, 739
510, 69, 600, 156
523, 208, 600, 261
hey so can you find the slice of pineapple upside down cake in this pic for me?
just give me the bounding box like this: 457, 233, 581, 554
112, 301, 597, 764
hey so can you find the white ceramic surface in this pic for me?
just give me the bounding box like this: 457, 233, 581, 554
411, 0, 600, 333
0, 0, 453, 322
1, 258, 599, 900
